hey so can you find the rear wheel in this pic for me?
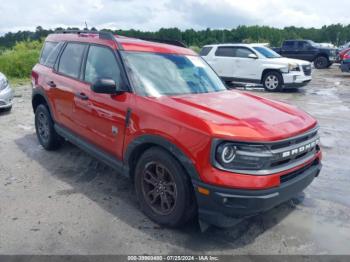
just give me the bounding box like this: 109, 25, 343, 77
314, 56, 329, 69
35, 104, 63, 150
262, 71, 283, 92
134, 147, 196, 227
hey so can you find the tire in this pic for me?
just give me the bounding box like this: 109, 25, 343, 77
0, 106, 11, 113
134, 147, 196, 227
35, 104, 63, 150
262, 71, 283, 92
314, 56, 329, 69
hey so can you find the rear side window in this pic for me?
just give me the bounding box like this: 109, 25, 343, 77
40, 42, 63, 68
215, 46, 253, 58
84, 45, 121, 84
58, 43, 86, 79
215, 47, 236, 57
199, 47, 213, 56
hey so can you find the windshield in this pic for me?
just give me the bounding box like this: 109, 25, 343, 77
253, 46, 281, 58
121, 52, 226, 97
307, 40, 319, 47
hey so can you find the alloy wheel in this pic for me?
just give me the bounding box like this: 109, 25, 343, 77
265, 75, 279, 90
141, 162, 177, 215
37, 111, 50, 143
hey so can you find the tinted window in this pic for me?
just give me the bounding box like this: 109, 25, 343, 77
215, 47, 236, 57
215, 46, 254, 58
58, 43, 85, 78
84, 45, 121, 84
235, 47, 254, 58
283, 41, 295, 50
40, 42, 63, 68
297, 41, 310, 50
199, 47, 213, 56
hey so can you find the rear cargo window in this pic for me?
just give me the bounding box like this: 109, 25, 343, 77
40, 42, 63, 68
199, 47, 213, 56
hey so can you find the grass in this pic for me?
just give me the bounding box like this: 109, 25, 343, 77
9, 77, 31, 87
0, 40, 42, 80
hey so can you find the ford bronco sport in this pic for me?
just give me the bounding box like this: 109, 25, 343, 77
31, 31, 322, 228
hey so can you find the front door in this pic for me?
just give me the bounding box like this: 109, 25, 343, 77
233, 47, 259, 81
73, 44, 130, 159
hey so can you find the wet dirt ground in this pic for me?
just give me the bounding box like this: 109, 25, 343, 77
0, 66, 349, 255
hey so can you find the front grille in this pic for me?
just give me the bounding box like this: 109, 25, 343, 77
262, 128, 320, 173
280, 159, 318, 183
302, 65, 312, 76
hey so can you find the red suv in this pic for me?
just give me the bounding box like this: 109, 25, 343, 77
32, 31, 322, 228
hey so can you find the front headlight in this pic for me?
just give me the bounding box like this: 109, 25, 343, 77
288, 63, 299, 71
0, 77, 8, 90
214, 142, 272, 171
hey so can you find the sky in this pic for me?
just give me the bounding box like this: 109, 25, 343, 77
0, 0, 349, 34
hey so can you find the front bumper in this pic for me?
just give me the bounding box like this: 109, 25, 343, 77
0, 84, 14, 109
282, 72, 312, 88
193, 160, 322, 228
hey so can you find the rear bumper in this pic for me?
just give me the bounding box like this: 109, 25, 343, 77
0, 85, 14, 109
340, 62, 350, 72
193, 160, 322, 228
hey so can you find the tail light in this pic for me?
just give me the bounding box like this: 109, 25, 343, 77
344, 52, 350, 60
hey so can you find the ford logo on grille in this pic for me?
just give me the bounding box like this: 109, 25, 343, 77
282, 138, 320, 158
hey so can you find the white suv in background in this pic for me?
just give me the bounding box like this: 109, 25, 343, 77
200, 44, 312, 91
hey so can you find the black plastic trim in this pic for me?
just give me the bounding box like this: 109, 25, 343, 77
194, 161, 322, 227
32, 88, 56, 121
54, 124, 129, 176
124, 135, 200, 180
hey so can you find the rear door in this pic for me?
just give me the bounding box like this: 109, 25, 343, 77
50, 42, 87, 133
209, 46, 237, 79
74, 44, 131, 159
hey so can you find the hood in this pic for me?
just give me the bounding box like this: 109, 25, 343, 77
267, 57, 310, 66
151, 90, 317, 142
319, 47, 338, 53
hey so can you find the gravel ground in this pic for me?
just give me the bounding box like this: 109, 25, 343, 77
0, 66, 350, 255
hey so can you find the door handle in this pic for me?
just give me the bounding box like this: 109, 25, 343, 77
47, 80, 56, 88
75, 92, 89, 100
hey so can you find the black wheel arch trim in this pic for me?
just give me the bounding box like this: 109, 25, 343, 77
124, 134, 200, 181
32, 88, 56, 122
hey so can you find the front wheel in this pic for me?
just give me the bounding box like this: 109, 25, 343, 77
314, 56, 329, 69
134, 147, 196, 227
262, 71, 283, 92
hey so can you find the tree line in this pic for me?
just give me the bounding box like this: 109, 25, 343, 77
1, 24, 350, 50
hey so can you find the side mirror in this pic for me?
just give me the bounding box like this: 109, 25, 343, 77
91, 78, 118, 94
248, 53, 258, 59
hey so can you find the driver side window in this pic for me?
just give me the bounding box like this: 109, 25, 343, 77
84, 45, 121, 84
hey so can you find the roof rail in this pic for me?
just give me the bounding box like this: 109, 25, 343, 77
55, 30, 123, 50
138, 37, 187, 48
